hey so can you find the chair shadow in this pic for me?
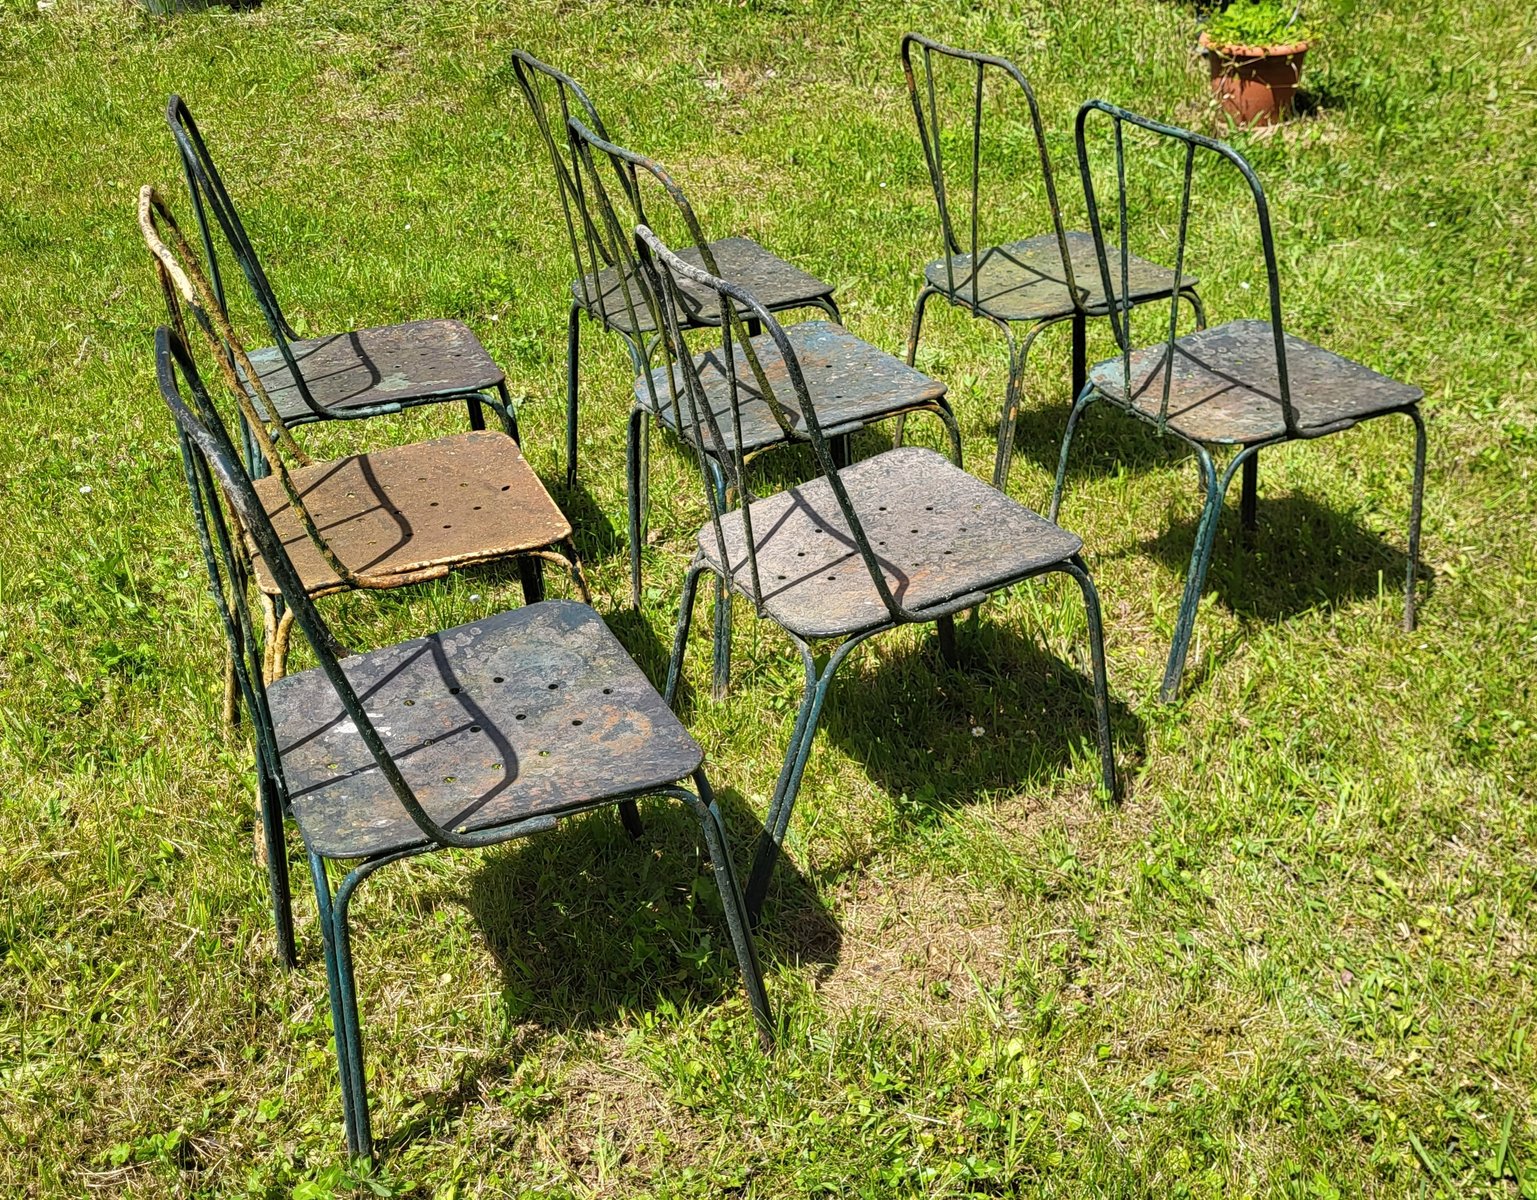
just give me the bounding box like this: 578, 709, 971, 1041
816, 611, 1143, 829
554, 479, 621, 565
1005, 398, 1191, 483
1140, 492, 1433, 622
379, 787, 839, 1155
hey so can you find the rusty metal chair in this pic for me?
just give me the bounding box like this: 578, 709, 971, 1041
167, 96, 517, 458
154, 321, 771, 1162
568, 118, 963, 692
637, 226, 1115, 923
509, 49, 841, 490
900, 34, 1204, 488
1052, 101, 1426, 702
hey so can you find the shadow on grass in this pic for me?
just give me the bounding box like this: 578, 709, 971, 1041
555, 478, 622, 565
1142, 491, 1432, 622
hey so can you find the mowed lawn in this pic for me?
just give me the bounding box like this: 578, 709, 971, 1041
2, 0, 1535, 1195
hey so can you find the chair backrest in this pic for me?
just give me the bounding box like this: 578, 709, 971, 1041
508, 51, 625, 317
635, 224, 929, 630
166, 95, 330, 422
1075, 99, 1296, 436
155, 322, 507, 851
900, 33, 1078, 312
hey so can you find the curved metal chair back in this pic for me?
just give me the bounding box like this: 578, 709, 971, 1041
900, 32, 1078, 313
636, 224, 938, 633
157, 323, 545, 855
1075, 99, 1297, 436
165, 96, 331, 424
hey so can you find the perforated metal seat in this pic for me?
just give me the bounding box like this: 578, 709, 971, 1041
637, 322, 948, 455
924, 231, 1194, 324
270, 602, 703, 860
1088, 319, 1425, 444
698, 447, 1082, 640
245, 319, 506, 425
578, 236, 834, 338
247, 431, 572, 598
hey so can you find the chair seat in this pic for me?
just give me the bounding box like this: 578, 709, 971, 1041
249, 431, 571, 597
635, 321, 946, 456
245, 319, 504, 424
1089, 319, 1425, 444
697, 446, 1082, 640
576, 235, 834, 337
924, 230, 1194, 324
271, 601, 703, 859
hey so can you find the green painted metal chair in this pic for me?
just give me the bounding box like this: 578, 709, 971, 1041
637, 225, 1116, 924
1052, 101, 1426, 702
509, 49, 842, 492
900, 34, 1204, 488
154, 321, 772, 1162
167, 96, 518, 458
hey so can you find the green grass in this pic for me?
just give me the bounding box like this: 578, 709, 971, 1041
2, 0, 1536, 1195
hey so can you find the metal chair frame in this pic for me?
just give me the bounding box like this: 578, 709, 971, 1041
568, 117, 963, 703
510, 49, 842, 496
166, 95, 517, 455
1052, 100, 1426, 702
637, 226, 1115, 924
155, 323, 772, 1162
900, 33, 1205, 487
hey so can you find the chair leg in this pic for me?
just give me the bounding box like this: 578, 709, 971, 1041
664, 561, 708, 710
1050, 385, 1099, 524
744, 634, 868, 924
310, 853, 362, 1156
992, 316, 1065, 490
465, 395, 485, 432
1161, 444, 1251, 703
626, 404, 646, 610
1180, 287, 1207, 332
704, 458, 733, 701
565, 301, 581, 488
813, 294, 843, 324
1240, 451, 1259, 545
517, 555, 545, 605
1071, 313, 1087, 402
1058, 555, 1117, 799
257, 753, 297, 968
1405, 406, 1427, 631
492, 381, 519, 442
679, 771, 774, 1046
269, 607, 296, 683
893, 285, 938, 449
937, 614, 958, 667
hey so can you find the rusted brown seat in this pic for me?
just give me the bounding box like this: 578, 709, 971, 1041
924, 231, 1193, 325
245, 319, 506, 425
579, 236, 834, 338
637, 321, 949, 456
247, 431, 573, 597
1088, 319, 1425, 445
698, 447, 1082, 640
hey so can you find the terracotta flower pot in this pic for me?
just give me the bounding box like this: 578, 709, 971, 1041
1199, 30, 1308, 127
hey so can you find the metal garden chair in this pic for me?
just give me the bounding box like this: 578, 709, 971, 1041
140, 187, 588, 688
154, 321, 772, 1162
1052, 101, 1426, 702
637, 226, 1116, 924
901, 34, 1204, 488
510, 49, 842, 490
568, 117, 964, 696
166, 96, 518, 455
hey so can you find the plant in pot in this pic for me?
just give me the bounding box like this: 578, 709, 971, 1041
1199, 0, 1313, 127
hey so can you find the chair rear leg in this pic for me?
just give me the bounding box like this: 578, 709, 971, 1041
517, 555, 545, 605
1240, 451, 1258, 544
1405, 406, 1427, 630
1161, 445, 1245, 703
664, 561, 707, 709
1071, 313, 1087, 401
257, 755, 296, 966
309, 853, 362, 1155
937, 615, 959, 667
492, 381, 519, 441
465, 395, 486, 432
1059, 556, 1117, 800
1050, 386, 1099, 523
626, 405, 646, 610
894, 285, 937, 448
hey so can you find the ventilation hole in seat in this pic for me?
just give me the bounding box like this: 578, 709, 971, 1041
403, 699, 415, 706
493, 676, 504, 683
470, 725, 482, 733
444, 524, 452, 529
925, 506, 933, 511
943, 549, 951, 555
501, 485, 511, 491
430, 501, 439, 507
538, 749, 551, 757
449, 687, 461, 695
910, 528, 918, 534
473, 505, 482, 511
602, 688, 612, 695
444, 775, 457, 783
777, 574, 786, 580
572, 719, 583, 726
827, 574, 837, 581
515, 713, 526, 720
548, 682, 560, 690
960, 525, 967, 531
326, 762, 338, 771
878, 506, 886, 511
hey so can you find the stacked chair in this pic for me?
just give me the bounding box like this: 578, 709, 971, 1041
143, 35, 1428, 1163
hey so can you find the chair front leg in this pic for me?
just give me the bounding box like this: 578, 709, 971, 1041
565, 301, 581, 487
893, 284, 939, 449
664, 558, 708, 710
309, 853, 362, 1156
1240, 451, 1259, 544
1405, 405, 1427, 631
1055, 555, 1117, 800
465, 394, 486, 432
745, 632, 870, 924
993, 313, 1071, 490
1050, 383, 1100, 524
257, 750, 297, 967
626, 404, 647, 610
489, 380, 519, 442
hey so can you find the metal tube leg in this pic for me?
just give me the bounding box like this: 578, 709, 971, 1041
937, 614, 958, 667
992, 326, 1026, 490
465, 395, 486, 432
493, 380, 519, 441
331, 874, 372, 1161
1051, 385, 1098, 524
706, 460, 733, 701
894, 285, 937, 448
309, 853, 361, 1155
1071, 313, 1087, 401
685, 772, 774, 1045
665, 562, 707, 709
565, 301, 581, 488
1180, 287, 1207, 332
517, 555, 545, 605
1160, 446, 1238, 703
1405, 407, 1427, 631
1060, 556, 1117, 799
1240, 451, 1258, 544
626, 405, 646, 610
258, 757, 297, 967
